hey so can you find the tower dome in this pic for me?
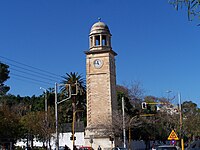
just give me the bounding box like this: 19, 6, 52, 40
89, 20, 112, 51
90, 21, 111, 35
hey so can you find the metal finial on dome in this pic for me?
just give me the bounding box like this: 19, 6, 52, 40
98, 17, 101, 22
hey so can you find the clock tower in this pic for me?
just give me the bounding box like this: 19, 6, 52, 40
84, 20, 118, 149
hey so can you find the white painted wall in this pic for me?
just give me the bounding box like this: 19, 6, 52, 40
15, 132, 85, 150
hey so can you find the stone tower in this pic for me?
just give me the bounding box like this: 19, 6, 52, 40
84, 20, 118, 149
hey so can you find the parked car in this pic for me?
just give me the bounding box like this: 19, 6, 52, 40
112, 147, 128, 150
59, 146, 65, 150
79, 146, 94, 150
156, 145, 179, 150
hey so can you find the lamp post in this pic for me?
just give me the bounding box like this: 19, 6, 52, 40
40, 87, 48, 113
166, 90, 172, 101
55, 83, 59, 150
178, 93, 184, 150
40, 87, 48, 148
122, 97, 126, 148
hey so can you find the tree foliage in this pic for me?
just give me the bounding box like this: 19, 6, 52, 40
0, 62, 10, 95
169, 0, 200, 24
21, 110, 55, 146
0, 94, 56, 148
60, 72, 86, 123
182, 101, 200, 142
0, 102, 25, 144
0, 67, 199, 148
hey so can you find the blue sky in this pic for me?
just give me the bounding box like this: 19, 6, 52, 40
0, 1, 200, 106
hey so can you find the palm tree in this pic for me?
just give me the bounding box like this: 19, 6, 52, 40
60, 72, 86, 122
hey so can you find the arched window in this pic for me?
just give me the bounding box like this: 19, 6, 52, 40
95, 35, 100, 46
102, 35, 107, 46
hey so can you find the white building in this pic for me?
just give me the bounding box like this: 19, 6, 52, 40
15, 132, 85, 150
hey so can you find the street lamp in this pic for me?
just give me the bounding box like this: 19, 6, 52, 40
178, 93, 184, 150
166, 90, 172, 101
40, 87, 48, 113
122, 97, 126, 148
40, 87, 48, 148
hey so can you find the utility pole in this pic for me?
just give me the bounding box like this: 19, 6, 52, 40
122, 97, 126, 148
55, 83, 59, 150
40, 87, 48, 120
178, 93, 184, 150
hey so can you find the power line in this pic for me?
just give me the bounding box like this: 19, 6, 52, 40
10, 76, 53, 88
0, 55, 66, 93
2, 61, 61, 86
11, 73, 53, 86
10, 67, 58, 83
0, 55, 64, 85
0, 55, 63, 79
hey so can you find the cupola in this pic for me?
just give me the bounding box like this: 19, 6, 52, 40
89, 19, 112, 51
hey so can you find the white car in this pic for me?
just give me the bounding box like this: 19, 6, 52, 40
156, 145, 178, 150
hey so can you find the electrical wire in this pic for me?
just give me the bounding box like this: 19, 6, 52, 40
11, 73, 53, 85
0, 55, 62, 78
10, 67, 58, 83
2, 60, 61, 81
10, 75, 52, 88
0, 55, 65, 89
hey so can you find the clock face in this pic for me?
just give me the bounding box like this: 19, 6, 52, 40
93, 59, 103, 69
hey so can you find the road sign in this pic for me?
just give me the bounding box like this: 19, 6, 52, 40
168, 130, 179, 140
142, 102, 147, 109
170, 139, 176, 145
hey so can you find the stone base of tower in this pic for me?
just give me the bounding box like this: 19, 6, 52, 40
84, 128, 115, 150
